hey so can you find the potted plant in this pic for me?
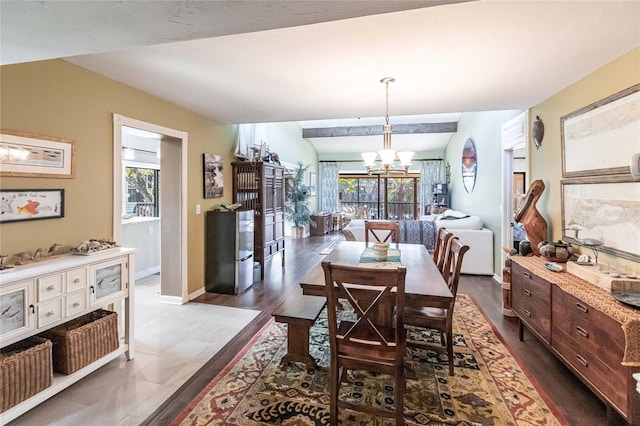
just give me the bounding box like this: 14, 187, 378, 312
284, 162, 316, 239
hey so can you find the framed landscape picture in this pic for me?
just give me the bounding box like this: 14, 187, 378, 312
561, 84, 640, 178
0, 130, 75, 178
203, 153, 223, 198
561, 179, 640, 261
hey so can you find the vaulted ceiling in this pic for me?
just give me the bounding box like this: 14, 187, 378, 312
2, 1, 639, 155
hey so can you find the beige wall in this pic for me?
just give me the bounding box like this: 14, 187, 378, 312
530, 47, 640, 273
0, 59, 315, 294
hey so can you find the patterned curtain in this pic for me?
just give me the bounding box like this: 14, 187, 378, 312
320, 162, 339, 213
420, 160, 442, 215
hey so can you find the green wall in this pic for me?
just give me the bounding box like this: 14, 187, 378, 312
444, 110, 523, 274
0, 59, 315, 295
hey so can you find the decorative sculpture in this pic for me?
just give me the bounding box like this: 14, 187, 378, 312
514, 179, 548, 256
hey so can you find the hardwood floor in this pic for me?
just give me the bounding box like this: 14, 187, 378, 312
142, 234, 610, 426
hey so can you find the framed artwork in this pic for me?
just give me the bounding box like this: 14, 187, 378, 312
203, 153, 223, 198
0, 130, 75, 178
0, 189, 65, 223
561, 179, 640, 262
309, 172, 317, 196
561, 84, 640, 178
513, 172, 526, 213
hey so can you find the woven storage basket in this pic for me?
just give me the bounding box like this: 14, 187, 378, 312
40, 309, 118, 375
0, 336, 53, 412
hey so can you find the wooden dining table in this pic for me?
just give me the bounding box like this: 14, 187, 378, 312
300, 241, 452, 326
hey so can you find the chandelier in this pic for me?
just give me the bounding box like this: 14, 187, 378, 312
362, 77, 414, 175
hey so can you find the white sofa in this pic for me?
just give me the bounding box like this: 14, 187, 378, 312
343, 211, 494, 275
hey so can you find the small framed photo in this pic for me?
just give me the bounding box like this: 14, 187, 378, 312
0, 130, 75, 178
203, 153, 223, 198
0, 189, 65, 223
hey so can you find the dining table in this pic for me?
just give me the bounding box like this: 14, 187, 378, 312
300, 241, 452, 326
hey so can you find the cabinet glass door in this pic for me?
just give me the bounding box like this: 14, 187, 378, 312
1, 280, 35, 343
90, 257, 127, 305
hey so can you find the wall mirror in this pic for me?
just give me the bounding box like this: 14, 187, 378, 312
462, 138, 477, 193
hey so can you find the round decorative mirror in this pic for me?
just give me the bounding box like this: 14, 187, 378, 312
462, 138, 477, 193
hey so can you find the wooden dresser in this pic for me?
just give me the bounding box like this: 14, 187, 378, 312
511, 256, 640, 425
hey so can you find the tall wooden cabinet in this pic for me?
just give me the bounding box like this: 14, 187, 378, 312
232, 162, 285, 279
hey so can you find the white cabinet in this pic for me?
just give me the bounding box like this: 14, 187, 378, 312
0, 248, 135, 422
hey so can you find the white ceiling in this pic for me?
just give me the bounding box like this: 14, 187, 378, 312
2, 0, 639, 156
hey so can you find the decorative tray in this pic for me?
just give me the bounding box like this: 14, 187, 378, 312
611, 291, 640, 309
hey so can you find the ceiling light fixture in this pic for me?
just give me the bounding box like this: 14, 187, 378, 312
362, 77, 414, 175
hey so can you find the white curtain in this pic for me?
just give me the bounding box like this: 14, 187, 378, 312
319, 162, 340, 213
420, 160, 442, 215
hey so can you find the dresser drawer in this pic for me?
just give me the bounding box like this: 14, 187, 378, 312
552, 326, 628, 415
511, 263, 551, 343
38, 298, 64, 327
66, 290, 88, 317
38, 273, 64, 302
67, 268, 88, 292
552, 286, 625, 368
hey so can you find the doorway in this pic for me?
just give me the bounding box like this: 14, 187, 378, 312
113, 114, 189, 304
500, 111, 529, 269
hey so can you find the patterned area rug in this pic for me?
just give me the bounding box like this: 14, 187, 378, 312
172, 295, 564, 425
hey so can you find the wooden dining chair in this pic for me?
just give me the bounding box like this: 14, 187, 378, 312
321, 261, 407, 425
432, 227, 456, 275
405, 239, 469, 376
364, 220, 400, 247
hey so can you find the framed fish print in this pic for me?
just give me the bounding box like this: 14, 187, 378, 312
0, 130, 76, 178
0, 189, 65, 223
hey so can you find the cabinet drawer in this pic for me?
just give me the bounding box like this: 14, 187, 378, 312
552, 326, 628, 415
38, 274, 64, 302
66, 290, 88, 317
552, 286, 625, 368
67, 268, 88, 292
511, 263, 551, 343
38, 298, 64, 327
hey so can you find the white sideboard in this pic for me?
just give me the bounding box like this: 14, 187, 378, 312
0, 248, 135, 423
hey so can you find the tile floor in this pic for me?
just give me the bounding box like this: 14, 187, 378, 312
6, 275, 260, 426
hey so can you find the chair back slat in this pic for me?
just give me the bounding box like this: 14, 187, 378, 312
433, 227, 455, 274
364, 220, 400, 247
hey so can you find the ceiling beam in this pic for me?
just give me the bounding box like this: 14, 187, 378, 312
302, 122, 457, 138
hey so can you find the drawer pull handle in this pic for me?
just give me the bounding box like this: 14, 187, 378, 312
576, 302, 588, 313
90, 285, 95, 294
523, 309, 531, 317
73, 301, 81, 307
523, 289, 531, 297
47, 285, 56, 291
576, 354, 588, 367
29, 304, 35, 314
46, 310, 55, 316
524, 272, 531, 279
576, 326, 589, 338
73, 278, 81, 284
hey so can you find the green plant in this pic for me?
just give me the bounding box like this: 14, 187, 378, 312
284, 162, 316, 229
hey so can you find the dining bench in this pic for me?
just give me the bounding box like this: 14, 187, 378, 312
272, 293, 326, 369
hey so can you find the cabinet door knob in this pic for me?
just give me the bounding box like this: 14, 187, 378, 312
576, 354, 588, 367
73, 301, 80, 307
47, 285, 56, 291
576, 325, 589, 338
576, 302, 588, 313
29, 304, 35, 314
523, 309, 531, 317
73, 278, 81, 284
90, 285, 95, 293
46, 310, 55, 316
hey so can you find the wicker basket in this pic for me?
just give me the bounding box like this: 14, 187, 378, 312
0, 336, 53, 412
40, 309, 118, 375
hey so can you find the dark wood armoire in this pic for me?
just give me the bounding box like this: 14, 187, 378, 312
232, 161, 285, 279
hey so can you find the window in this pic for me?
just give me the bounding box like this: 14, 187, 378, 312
124, 166, 159, 218
339, 174, 420, 220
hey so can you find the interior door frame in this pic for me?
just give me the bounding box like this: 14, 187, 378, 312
113, 114, 189, 304
501, 110, 529, 269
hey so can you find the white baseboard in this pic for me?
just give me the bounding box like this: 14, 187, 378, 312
157, 294, 184, 305
189, 287, 206, 300
492, 273, 502, 283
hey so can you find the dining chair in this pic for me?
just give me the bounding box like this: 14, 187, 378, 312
321, 261, 407, 425
405, 239, 469, 376
432, 227, 456, 276
364, 220, 400, 247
